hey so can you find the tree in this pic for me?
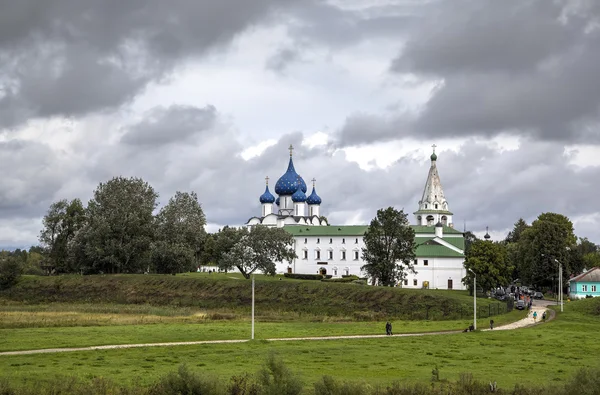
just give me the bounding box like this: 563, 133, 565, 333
199, 233, 217, 265
361, 207, 416, 286
152, 191, 207, 274
39, 199, 86, 273
517, 212, 577, 288
218, 226, 296, 279
0, 256, 22, 290
464, 231, 479, 255
505, 218, 529, 244
213, 226, 245, 266
70, 177, 158, 274
463, 240, 511, 295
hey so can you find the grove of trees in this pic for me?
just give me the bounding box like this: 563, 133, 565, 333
465, 212, 600, 295
39, 177, 207, 275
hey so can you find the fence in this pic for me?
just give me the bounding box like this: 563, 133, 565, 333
387, 300, 513, 321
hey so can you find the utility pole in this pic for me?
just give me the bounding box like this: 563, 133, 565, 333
251, 275, 255, 339
469, 269, 476, 330
559, 261, 563, 312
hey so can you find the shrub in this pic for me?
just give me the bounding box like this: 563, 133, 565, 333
148, 364, 224, 395
283, 273, 323, 280
256, 353, 303, 395
313, 376, 372, 395
0, 257, 22, 290
321, 278, 355, 283
228, 374, 261, 395
341, 275, 359, 280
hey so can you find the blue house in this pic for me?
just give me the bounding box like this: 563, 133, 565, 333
568, 267, 600, 299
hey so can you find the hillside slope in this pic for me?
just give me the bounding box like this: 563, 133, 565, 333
0, 274, 510, 321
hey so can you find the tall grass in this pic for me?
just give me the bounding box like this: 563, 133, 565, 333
1, 357, 599, 395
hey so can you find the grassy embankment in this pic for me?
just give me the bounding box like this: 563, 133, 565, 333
0, 272, 521, 351
0, 272, 512, 321
0, 298, 599, 391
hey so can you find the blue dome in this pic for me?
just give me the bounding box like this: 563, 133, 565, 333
275, 157, 307, 195
275, 197, 280, 206
306, 186, 322, 205
259, 185, 275, 204
291, 186, 307, 202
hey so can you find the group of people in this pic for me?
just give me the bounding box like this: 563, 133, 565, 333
385, 322, 393, 335
531, 310, 547, 322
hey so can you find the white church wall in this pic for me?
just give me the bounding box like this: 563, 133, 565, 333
403, 258, 466, 290
277, 235, 367, 277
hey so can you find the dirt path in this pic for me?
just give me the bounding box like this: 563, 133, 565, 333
0, 306, 554, 357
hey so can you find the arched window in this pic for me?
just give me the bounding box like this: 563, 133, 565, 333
333, 267, 338, 276
441, 216, 448, 226
426, 215, 435, 226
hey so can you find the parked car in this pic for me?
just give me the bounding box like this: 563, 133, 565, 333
533, 292, 544, 300
516, 300, 526, 310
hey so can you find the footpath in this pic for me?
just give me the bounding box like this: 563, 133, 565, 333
0, 306, 553, 357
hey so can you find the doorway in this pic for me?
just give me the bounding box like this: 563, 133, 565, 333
447, 279, 453, 290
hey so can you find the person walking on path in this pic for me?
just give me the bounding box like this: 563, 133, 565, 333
533, 311, 537, 322
489, 319, 494, 330
385, 322, 391, 335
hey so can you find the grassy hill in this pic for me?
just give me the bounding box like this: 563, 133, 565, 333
564, 296, 600, 315
0, 273, 510, 321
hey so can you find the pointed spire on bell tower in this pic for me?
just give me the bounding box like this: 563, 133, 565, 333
414, 145, 454, 227
484, 226, 491, 240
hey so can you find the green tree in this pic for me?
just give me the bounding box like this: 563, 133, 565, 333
199, 233, 217, 265
152, 191, 207, 274
463, 240, 511, 295
39, 199, 86, 273
361, 207, 416, 286
0, 256, 22, 290
517, 212, 576, 288
214, 226, 245, 266
70, 177, 158, 274
218, 226, 296, 279
464, 231, 479, 255
505, 218, 529, 244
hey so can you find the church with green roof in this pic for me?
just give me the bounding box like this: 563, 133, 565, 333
246, 146, 467, 290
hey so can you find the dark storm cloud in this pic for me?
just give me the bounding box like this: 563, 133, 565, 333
0, 0, 307, 129
338, 0, 600, 146
94, 105, 600, 242
120, 105, 217, 146
0, 140, 70, 218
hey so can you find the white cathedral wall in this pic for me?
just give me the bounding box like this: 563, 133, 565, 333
403, 258, 466, 290
275, 235, 367, 277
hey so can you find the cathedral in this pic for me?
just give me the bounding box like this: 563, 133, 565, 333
246, 145, 467, 290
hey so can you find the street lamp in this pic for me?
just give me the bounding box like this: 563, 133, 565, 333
468, 269, 476, 330
251, 274, 255, 339
541, 254, 564, 313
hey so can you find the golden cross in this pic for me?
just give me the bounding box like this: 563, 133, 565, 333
289, 144, 294, 157
311, 178, 316, 187
432, 144, 437, 153
265, 176, 269, 185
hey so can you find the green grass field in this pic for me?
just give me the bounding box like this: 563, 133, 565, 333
2, 275, 599, 393
0, 304, 598, 390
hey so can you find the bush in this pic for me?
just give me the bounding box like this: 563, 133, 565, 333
321, 278, 355, 283
0, 257, 22, 290
341, 275, 359, 280
148, 365, 224, 395
283, 273, 323, 280
257, 353, 303, 395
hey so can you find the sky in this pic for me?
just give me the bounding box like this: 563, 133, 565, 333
1, 0, 600, 249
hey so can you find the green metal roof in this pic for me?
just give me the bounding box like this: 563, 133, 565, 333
416, 244, 465, 258
442, 237, 465, 250
284, 225, 368, 236
285, 225, 463, 237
